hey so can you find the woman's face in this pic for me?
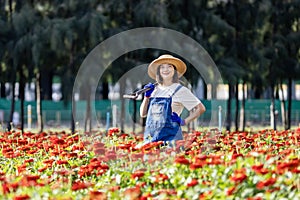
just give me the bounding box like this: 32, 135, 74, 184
159, 63, 175, 81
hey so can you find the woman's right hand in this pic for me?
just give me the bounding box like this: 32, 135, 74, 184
144, 83, 155, 97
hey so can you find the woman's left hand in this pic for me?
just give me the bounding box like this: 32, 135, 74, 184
171, 112, 185, 126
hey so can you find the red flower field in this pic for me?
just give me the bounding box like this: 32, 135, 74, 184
0, 127, 299, 199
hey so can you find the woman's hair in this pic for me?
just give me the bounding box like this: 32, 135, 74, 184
156, 65, 179, 84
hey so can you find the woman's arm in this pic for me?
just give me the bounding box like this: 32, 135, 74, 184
140, 97, 150, 118
183, 102, 206, 125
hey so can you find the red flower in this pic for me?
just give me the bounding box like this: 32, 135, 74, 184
0, 176, 6, 182
195, 154, 207, 161
124, 186, 141, 200
131, 153, 144, 161
251, 164, 269, 175
88, 160, 102, 170
94, 147, 106, 155
136, 182, 146, 188
13, 194, 30, 200
17, 164, 27, 174
89, 191, 107, 200
231, 173, 247, 183
43, 159, 55, 165
72, 142, 85, 151
140, 193, 153, 200
107, 127, 120, 136
187, 179, 198, 187
277, 159, 299, 171
71, 181, 93, 191
24, 158, 34, 163
117, 143, 132, 150
174, 155, 190, 165
19, 175, 40, 187
94, 142, 105, 149
141, 141, 163, 150
52, 138, 66, 145
131, 170, 145, 179
247, 197, 263, 200
157, 189, 177, 196
66, 152, 78, 158
105, 151, 117, 160
109, 185, 120, 192
2, 147, 13, 154
57, 160, 68, 165
99, 164, 109, 170
199, 191, 212, 200
256, 177, 276, 190
226, 186, 236, 196
24, 175, 40, 182
155, 173, 169, 183
190, 162, 204, 170
232, 153, 243, 160
2, 182, 19, 194
56, 169, 72, 176
230, 169, 247, 184
17, 139, 28, 145
78, 166, 92, 177
119, 133, 129, 139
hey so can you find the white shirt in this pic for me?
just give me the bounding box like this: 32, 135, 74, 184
151, 83, 201, 115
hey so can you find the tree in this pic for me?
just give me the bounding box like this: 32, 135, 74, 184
260, 0, 300, 130
272, 0, 300, 129
47, 1, 106, 132
4, 1, 36, 132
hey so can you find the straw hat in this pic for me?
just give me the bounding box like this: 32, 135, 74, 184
148, 54, 187, 80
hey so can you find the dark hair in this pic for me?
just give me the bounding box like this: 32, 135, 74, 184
156, 65, 179, 84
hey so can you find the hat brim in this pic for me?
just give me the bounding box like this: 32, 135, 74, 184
148, 57, 187, 80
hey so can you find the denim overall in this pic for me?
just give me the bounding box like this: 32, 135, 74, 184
144, 85, 183, 145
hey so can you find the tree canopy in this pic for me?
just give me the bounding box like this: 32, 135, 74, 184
0, 0, 299, 131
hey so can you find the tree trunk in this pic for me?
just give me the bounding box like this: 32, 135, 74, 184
279, 82, 287, 129
120, 78, 126, 132
270, 84, 277, 130
8, 80, 15, 131
84, 83, 92, 133
41, 69, 53, 100
235, 82, 239, 131
132, 98, 137, 133
0, 81, 5, 98
203, 80, 207, 99
71, 94, 76, 134
7, 0, 15, 131
69, 44, 76, 133
19, 70, 25, 133
211, 82, 217, 99
254, 86, 262, 99
240, 82, 246, 131
226, 83, 233, 131
287, 78, 292, 129
102, 81, 109, 100
36, 72, 43, 133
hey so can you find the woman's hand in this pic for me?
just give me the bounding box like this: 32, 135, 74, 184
140, 83, 155, 117
144, 83, 155, 97
171, 112, 185, 126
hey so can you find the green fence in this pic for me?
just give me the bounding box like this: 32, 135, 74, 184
0, 99, 299, 128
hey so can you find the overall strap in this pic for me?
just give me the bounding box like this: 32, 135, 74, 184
171, 85, 183, 97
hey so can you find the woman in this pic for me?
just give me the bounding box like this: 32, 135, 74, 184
140, 54, 206, 146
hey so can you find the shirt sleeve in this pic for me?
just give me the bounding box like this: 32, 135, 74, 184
174, 86, 201, 111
